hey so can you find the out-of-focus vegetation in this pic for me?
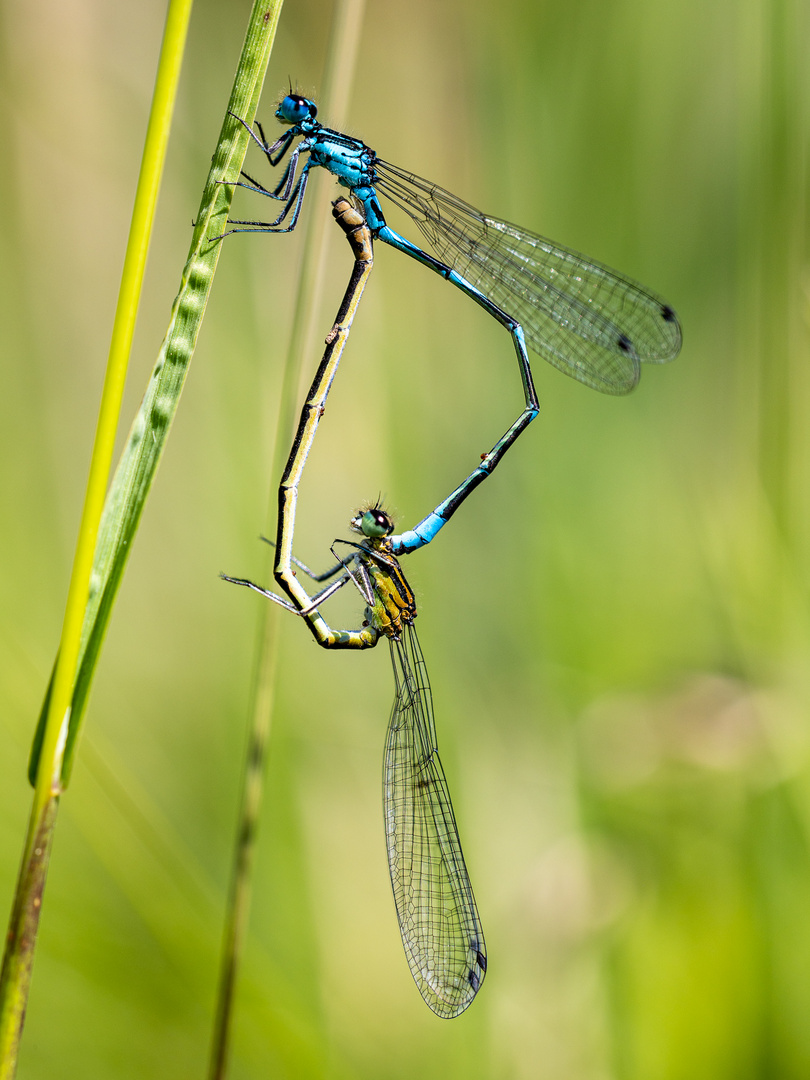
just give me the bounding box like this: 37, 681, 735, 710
1, 0, 807, 1077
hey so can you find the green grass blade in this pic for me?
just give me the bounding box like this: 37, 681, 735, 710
1, 0, 204, 1070
28, 0, 284, 788
23, 0, 196, 790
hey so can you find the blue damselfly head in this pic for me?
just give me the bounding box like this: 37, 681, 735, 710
276, 94, 317, 125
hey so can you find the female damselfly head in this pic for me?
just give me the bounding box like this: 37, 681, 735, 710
351, 505, 395, 539
276, 93, 317, 125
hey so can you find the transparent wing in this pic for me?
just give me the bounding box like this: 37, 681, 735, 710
383, 625, 486, 1018
375, 158, 681, 395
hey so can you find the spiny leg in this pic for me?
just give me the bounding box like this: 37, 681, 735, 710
236, 166, 293, 199
220, 568, 354, 616
221, 163, 311, 237
228, 110, 295, 166
259, 536, 347, 584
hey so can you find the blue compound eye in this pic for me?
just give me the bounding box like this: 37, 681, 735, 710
277, 94, 317, 124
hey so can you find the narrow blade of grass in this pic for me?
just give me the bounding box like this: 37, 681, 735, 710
0, 2, 283, 1075
29, 0, 284, 788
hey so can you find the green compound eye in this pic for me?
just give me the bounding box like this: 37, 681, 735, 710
360, 508, 393, 537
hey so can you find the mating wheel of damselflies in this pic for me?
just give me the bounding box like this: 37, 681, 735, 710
223, 199, 486, 1017
221, 85, 682, 1013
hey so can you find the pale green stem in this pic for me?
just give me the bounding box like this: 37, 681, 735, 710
0, 0, 196, 1071
0, 1, 283, 1074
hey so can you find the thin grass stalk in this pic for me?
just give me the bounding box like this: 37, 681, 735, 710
207, 2, 368, 1073
28, 0, 283, 788
0, 0, 195, 1070
0, 0, 194, 1064
0, 2, 283, 1075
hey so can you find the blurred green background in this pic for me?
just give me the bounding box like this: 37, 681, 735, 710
1, 0, 808, 1076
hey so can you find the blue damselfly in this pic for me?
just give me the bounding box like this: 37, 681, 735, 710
222, 92, 681, 554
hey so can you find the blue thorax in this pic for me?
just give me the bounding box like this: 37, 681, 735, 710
275, 93, 386, 231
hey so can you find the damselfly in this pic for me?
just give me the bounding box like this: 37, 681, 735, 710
224, 201, 483, 1015
222, 92, 681, 553
223, 505, 486, 1018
